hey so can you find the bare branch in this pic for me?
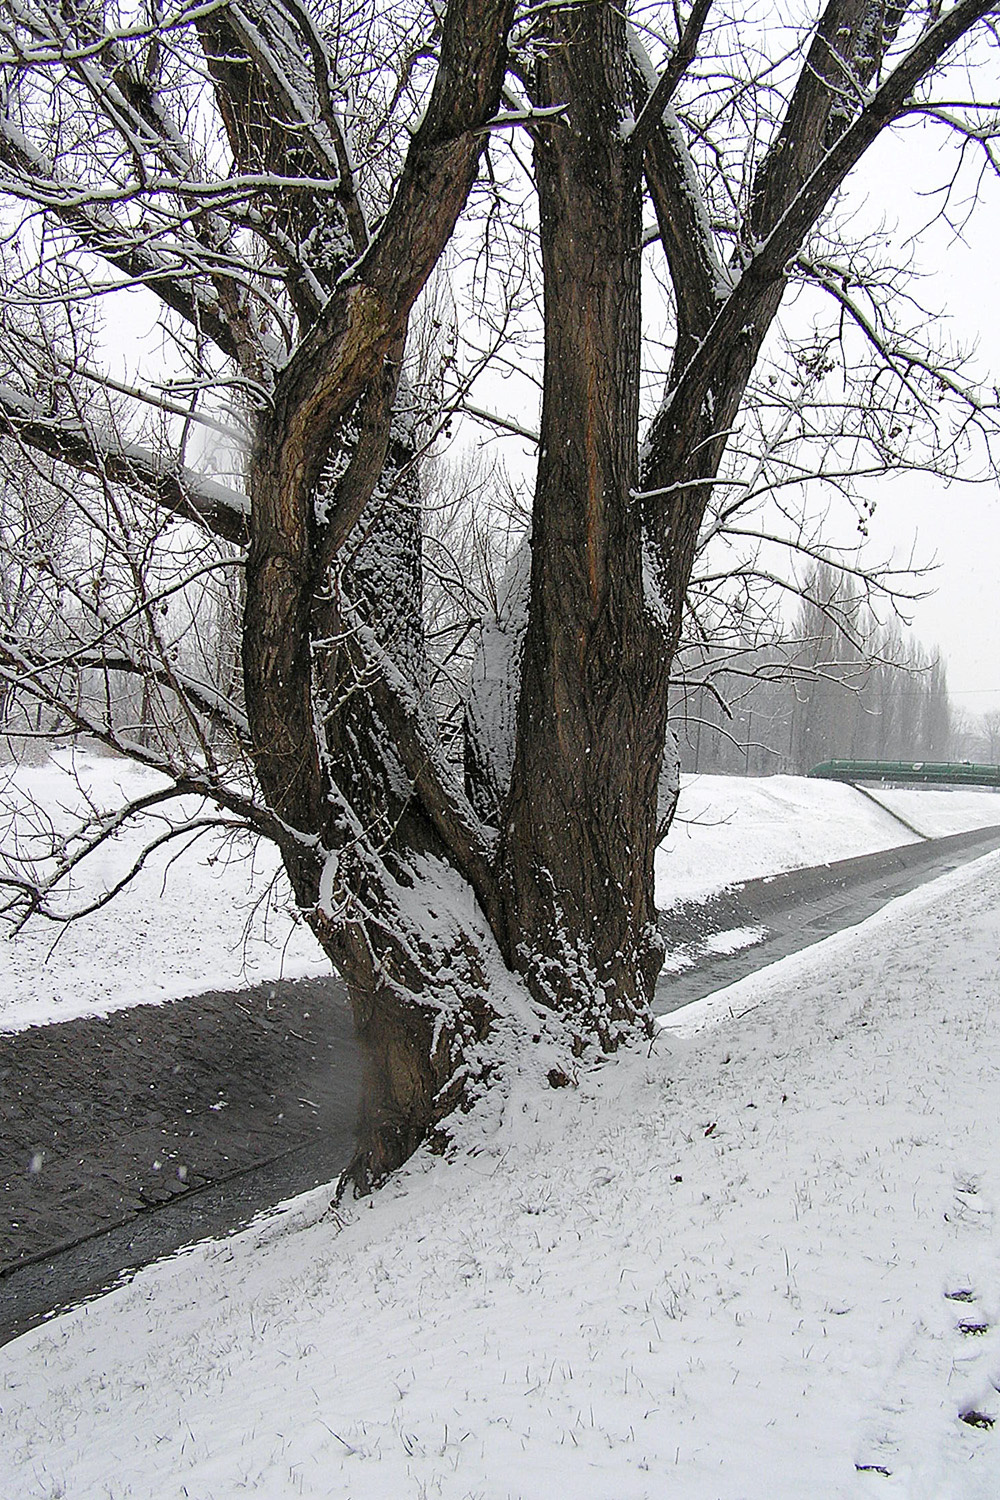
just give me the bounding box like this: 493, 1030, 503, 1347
0, 385, 250, 542
629, 0, 714, 159
0, 116, 249, 366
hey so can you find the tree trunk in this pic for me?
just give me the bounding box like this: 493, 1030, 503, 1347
231, 0, 997, 1192
241, 3, 681, 1183
495, 4, 670, 1041
307, 865, 502, 1193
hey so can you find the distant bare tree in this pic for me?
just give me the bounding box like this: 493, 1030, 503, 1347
980, 709, 1000, 762
671, 560, 954, 775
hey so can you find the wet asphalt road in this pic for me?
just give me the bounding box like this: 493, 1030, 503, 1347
653, 820, 1000, 1011
3, 818, 1000, 1346
0, 976, 361, 1345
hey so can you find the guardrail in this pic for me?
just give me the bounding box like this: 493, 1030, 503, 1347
807, 760, 1000, 788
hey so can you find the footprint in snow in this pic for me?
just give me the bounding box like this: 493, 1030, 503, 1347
853, 1187, 1000, 1480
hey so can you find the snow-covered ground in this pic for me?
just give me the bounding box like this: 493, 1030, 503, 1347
2, 750, 999, 1033
656, 771, 1000, 905
0, 750, 327, 1033
5, 844, 1000, 1497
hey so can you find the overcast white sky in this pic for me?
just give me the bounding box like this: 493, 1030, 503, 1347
841, 127, 1000, 717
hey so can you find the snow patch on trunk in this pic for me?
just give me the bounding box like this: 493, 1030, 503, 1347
463, 536, 530, 822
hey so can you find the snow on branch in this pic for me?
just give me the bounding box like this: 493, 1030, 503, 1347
627, 0, 714, 157
0, 114, 248, 367
0, 386, 250, 543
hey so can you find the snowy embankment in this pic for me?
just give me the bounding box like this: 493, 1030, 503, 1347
656, 771, 1000, 906
5, 847, 1000, 1498
0, 750, 327, 1034
2, 750, 999, 1033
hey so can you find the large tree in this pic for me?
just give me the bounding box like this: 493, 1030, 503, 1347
0, 0, 996, 1187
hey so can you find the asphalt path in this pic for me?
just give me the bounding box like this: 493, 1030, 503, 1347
0, 975, 361, 1345
654, 820, 1000, 1011
4, 817, 1000, 1346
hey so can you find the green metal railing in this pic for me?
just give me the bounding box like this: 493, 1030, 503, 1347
807, 760, 1000, 788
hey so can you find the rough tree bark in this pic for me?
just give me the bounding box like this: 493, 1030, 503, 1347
495, 3, 669, 1041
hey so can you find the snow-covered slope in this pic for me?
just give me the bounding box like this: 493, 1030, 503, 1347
2, 753, 999, 1033
5, 848, 1000, 1498
655, 771, 1000, 906
0, 750, 327, 1033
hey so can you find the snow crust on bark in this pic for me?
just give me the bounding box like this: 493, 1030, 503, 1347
463, 535, 529, 824
657, 723, 681, 840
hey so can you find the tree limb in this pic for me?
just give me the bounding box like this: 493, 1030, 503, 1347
642, 0, 995, 593
0, 385, 250, 543
629, 25, 730, 373
629, 0, 714, 159
0, 115, 248, 367
243, 0, 516, 842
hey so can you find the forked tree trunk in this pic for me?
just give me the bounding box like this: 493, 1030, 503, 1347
240, 0, 681, 1187
236, 0, 973, 1192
